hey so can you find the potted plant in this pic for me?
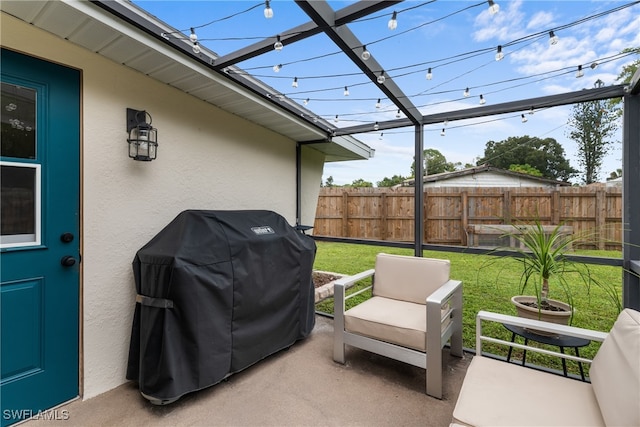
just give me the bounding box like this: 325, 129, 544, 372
494, 220, 619, 330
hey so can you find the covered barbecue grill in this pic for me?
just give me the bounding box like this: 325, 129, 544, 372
126, 210, 316, 404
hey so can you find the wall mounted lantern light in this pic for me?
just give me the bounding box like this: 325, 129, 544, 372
126, 108, 158, 161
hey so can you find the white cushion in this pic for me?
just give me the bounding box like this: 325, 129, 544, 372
590, 308, 640, 427
373, 253, 450, 305
452, 357, 605, 427
344, 296, 427, 351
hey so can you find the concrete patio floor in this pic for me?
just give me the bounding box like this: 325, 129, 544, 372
24, 315, 471, 427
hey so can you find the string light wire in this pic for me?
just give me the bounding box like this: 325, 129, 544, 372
165, 1, 639, 129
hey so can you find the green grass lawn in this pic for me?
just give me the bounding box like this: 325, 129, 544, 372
313, 241, 623, 376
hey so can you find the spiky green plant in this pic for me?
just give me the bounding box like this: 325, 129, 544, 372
484, 220, 622, 319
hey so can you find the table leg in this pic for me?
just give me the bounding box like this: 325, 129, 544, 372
559, 346, 567, 376
522, 338, 528, 366
575, 347, 585, 381
507, 332, 516, 363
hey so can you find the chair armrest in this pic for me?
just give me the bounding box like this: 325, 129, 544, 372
426, 280, 463, 352
333, 269, 375, 290
426, 279, 462, 306
333, 269, 375, 314
475, 310, 609, 362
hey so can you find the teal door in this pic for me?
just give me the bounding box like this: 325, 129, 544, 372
1, 49, 80, 426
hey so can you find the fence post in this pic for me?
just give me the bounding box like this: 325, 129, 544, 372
461, 191, 468, 246
596, 189, 606, 250
552, 190, 560, 225
423, 190, 428, 245
503, 190, 511, 224
342, 191, 349, 238
381, 192, 387, 241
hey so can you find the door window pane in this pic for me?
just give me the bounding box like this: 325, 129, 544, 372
1, 82, 36, 159
1, 163, 40, 247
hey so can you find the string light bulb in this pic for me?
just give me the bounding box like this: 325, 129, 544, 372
549, 30, 559, 45
375, 99, 381, 109
576, 65, 584, 78
379, 133, 384, 140
361, 45, 371, 60
590, 62, 599, 69
189, 28, 197, 43
528, 107, 534, 115
334, 115, 339, 123
344, 86, 349, 96
488, 0, 500, 14
192, 41, 201, 54
374, 122, 379, 131
274, 35, 283, 51
292, 77, 298, 88
440, 129, 446, 136
444, 119, 449, 126
495, 45, 504, 61
388, 11, 398, 30
273, 64, 282, 72
396, 109, 401, 118
377, 71, 386, 84
521, 114, 528, 123
463, 87, 470, 97
426, 68, 433, 80
479, 94, 486, 105
303, 98, 309, 106
264, 0, 273, 18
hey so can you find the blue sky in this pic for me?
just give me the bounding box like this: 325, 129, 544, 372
134, 0, 639, 185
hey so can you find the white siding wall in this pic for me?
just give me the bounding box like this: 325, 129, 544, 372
425, 171, 555, 188
2, 14, 325, 399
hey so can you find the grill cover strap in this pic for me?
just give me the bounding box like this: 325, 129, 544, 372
136, 294, 174, 309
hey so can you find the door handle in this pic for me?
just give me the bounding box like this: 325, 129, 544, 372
61, 256, 77, 267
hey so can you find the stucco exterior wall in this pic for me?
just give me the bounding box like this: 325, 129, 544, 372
2, 14, 325, 399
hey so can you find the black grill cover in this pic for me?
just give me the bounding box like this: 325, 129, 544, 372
126, 210, 316, 402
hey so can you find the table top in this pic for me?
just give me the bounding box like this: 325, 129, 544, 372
504, 323, 591, 348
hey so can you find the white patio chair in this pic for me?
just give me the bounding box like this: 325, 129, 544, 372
333, 253, 463, 399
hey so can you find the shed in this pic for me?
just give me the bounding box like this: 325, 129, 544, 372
402, 165, 571, 189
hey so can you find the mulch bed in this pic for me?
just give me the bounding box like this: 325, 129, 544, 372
312, 271, 342, 288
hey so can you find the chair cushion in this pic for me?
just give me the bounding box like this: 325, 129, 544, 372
344, 296, 427, 351
589, 308, 640, 427
373, 253, 450, 305
452, 356, 605, 427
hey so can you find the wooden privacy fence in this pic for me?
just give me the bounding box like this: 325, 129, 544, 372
313, 186, 623, 250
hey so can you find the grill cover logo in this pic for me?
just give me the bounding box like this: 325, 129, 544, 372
251, 226, 275, 235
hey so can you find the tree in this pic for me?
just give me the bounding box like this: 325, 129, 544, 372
323, 176, 335, 187
607, 168, 622, 181
567, 80, 619, 184
610, 47, 639, 110
349, 178, 373, 187
410, 148, 456, 177
477, 135, 577, 182
377, 174, 407, 187
509, 164, 543, 177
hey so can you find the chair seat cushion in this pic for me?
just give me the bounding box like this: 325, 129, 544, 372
372, 253, 450, 304
344, 296, 426, 351
452, 356, 605, 427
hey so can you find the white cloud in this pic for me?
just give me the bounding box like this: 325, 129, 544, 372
510, 36, 598, 75
595, 27, 616, 44
527, 11, 555, 30
467, 0, 637, 105
473, 0, 526, 42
